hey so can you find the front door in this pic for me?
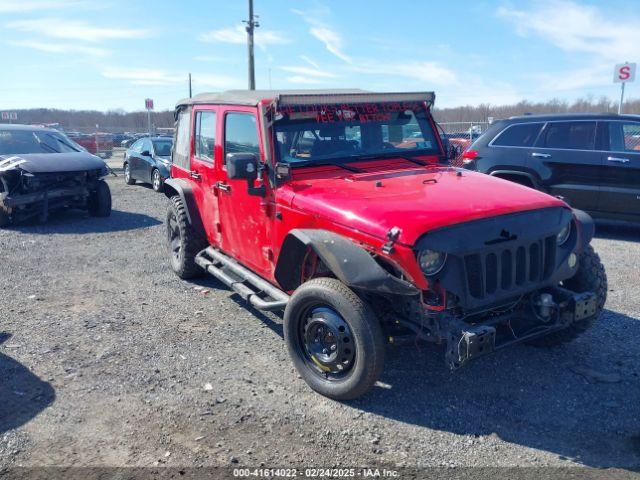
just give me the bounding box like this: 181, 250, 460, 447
216, 108, 272, 276
532, 120, 603, 211
599, 120, 640, 218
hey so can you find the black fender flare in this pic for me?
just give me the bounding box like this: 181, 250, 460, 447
274, 229, 419, 296
163, 178, 206, 239
572, 208, 594, 252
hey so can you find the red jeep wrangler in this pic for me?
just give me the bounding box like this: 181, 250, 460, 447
164, 90, 606, 400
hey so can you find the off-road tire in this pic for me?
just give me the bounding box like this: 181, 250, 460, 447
166, 195, 204, 279
528, 245, 607, 347
0, 208, 10, 228
124, 162, 136, 185
152, 169, 164, 193
284, 277, 385, 400
88, 180, 112, 217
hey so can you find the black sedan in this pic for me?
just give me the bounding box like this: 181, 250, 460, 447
123, 136, 172, 192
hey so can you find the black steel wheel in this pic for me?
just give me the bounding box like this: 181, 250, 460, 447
284, 277, 385, 400
166, 195, 204, 279
124, 162, 136, 185
152, 169, 163, 192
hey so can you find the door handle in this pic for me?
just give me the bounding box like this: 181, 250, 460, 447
531, 152, 551, 159
607, 156, 630, 163
215, 181, 231, 192
189, 171, 201, 180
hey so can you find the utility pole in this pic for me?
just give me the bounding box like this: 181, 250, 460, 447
189, 73, 192, 98
244, 0, 259, 90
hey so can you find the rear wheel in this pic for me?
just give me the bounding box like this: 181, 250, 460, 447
88, 180, 112, 217
151, 169, 164, 192
284, 277, 385, 400
124, 162, 136, 185
166, 195, 205, 279
528, 245, 607, 346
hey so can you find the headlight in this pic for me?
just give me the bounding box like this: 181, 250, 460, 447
417, 249, 447, 276
557, 222, 571, 245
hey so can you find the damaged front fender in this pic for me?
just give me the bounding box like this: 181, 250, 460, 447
275, 229, 419, 296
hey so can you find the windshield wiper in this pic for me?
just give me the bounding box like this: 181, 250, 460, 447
343, 153, 429, 166
291, 159, 363, 173
39, 142, 59, 153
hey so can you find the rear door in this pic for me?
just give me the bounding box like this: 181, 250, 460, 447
485, 121, 544, 174
190, 108, 221, 245
531, 120, 602, 210
599, 120, 640, 217
139, 138, 154, 182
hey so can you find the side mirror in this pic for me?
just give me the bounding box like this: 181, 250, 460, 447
226, 152, 265, 197
226, 152, 258, 180
141, 150, 151, 157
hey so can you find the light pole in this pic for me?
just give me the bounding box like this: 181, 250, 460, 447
244, 0, 259, 90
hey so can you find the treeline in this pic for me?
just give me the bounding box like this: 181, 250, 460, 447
433, 96, 640, 123
8, 97, 640, 132
8, 108, 175, 133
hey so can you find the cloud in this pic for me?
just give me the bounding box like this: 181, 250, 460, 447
300, 55, 320, 69
309, 26, 351, 64
497, 0, 640, 61
101, 68, 239, 89
9, 40, 109, 57
0, 0, 81, 12
292, 9, 351, 64
193, 55, 226, 62
281, 65, 338, 85
353, 61, 458, 87
101, 68, 181, 86
199, 24, 290, 49
6, 18, 151, 43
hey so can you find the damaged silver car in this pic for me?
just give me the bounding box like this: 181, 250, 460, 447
0, 125, 112, 227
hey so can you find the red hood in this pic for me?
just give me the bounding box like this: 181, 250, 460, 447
282, 160, 567, 245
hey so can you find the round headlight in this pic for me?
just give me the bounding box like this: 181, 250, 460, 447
417, 249, 447, 276
557, 222, 571, 245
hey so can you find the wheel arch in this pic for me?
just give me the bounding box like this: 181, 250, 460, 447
489, 169, 540, 189
274, 229, 418, 296
163, 178, 206, 239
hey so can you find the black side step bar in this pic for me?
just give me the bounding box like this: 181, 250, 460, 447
195, 247, 289, 311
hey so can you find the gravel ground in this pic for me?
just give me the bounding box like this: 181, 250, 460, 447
1, 153, 639, 475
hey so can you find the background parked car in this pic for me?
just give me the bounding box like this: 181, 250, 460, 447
67, 132, 114, 159
462, 113, 640, 223
123, 136, 172, 192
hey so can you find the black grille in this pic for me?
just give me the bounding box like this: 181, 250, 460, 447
464, 235, 556, 299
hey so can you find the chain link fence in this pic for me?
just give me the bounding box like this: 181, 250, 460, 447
438, 121, 490, 167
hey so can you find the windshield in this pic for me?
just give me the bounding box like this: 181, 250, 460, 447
152, 139, 172, 156
273, 102, 440, 166
0, 129, 81, 155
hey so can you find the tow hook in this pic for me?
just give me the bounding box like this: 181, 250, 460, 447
445, 324, 496, 370
382, 226, 401, 254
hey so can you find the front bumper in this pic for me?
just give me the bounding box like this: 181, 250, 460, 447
443, 287, 597, 369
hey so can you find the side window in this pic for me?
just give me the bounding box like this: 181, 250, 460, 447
224, 112, 260, 162
141, 139, 151, 154
130, 139, 143, 153
539, 121, 596, 150
173, 108, 191, 169
195, 111, 216, 162
492, 123, 543, 147
608, 122, 640, 152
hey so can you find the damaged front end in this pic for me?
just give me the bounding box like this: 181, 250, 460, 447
380, 206, 600, 369
0, 154, 108, 225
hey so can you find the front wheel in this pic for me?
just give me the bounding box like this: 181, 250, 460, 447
88, 180, 112, 217
166, 196, 205, 279
284, 277, 385, 400
528, 245, 607, 347
124, 162, 136, 185
151, 169, 164, 192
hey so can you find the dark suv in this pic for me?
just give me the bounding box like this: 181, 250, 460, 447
462, 114, 640, 223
